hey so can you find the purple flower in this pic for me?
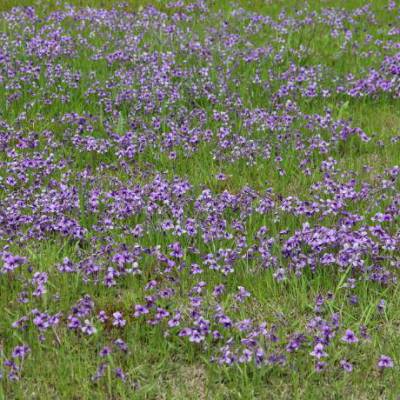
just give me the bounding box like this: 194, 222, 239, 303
112, 312, 126, 328
212, 330, 222, 340
11, 345, 30, 359
310, 343, 328, 359
189, 329, 204, 343
377, 355, 394, 369
178, 328, 192, 337
115, 368, 126, 381
133, 304, 149, 317
169, 242, 183, 258
212, 284, 225, 297
315, 361, 327, 372
273, 268, 286, 282
97, 310, 108, 323
99, 347, 112, 357
341, 329, 359, 344
215, 173, 227, 181
81, 320, 97, 336
218, 315, 232, 328
340, 359, 353, 372
114, 338, 129, 353
67, 316, 81, 330
377, 299, 386, 313
235, 286, 251, 302
168, 312, 181, 328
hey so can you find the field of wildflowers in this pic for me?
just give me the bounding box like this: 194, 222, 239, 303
0, 0, 399, 398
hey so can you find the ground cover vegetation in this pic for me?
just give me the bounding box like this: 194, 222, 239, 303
0, 0, 399, 398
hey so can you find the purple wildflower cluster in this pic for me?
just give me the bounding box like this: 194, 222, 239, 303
0, 0, 398, 385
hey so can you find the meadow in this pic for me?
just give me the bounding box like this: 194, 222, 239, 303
0, 0, 399, 398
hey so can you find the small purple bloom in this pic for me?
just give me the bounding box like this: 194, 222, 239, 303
112, 311, 126, 328
81, 320, 97, 336
11, 345, 30, 359
315, 361, 327, 372
340, 359, 353, 372
178, 328, 192, 337
97, 310, 108, 323
114, 338, 129, 353
189, 329, 204, 343
341, 329, 358, 344
133, 304, 149, 317
99, 347, 112, 357
378, 355, 394, 369
310, 343, 328, 359
115, 368, 126, 381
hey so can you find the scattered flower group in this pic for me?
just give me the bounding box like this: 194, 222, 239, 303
0, 0, 398, 386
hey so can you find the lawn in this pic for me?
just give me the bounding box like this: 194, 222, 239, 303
0, 0, 399, 399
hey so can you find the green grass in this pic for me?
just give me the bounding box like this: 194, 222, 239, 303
0, 0, 400, 399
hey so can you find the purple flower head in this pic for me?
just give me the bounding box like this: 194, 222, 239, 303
235, 286, 251, 302
169, 242, 183, 258
115, 368, 126, 381
81, 320, 97, 336
190, 263, 203, 275
212, 284, 225, 297
97, 310, 108, 323
1, 253, 27, 273
67, 316, 80, 330
273, 268, 286, 282
99, 347, 112, 357
218, 315, 232, 328
155, 307, 170, 320
215, 173, 227, 181
114, 338, 128, 353
112, 311, 126, 328
377, 355, 394, 369
341, 329, 359, 344
377, 299, 386, 313
178, 328, 192, 337
310, 343, 328, 359
239, 349, 253, 363
340, 359, 353, 372
12, 345, 30, 359
212, 330, 222, 340
189, 329, 204, 343
133, 304, 149, 317
359, 325, 370, 340
255, 348, 265, 364
286, 334, 305, 353
168, 312, 181, 328
315, 361, 327, 372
